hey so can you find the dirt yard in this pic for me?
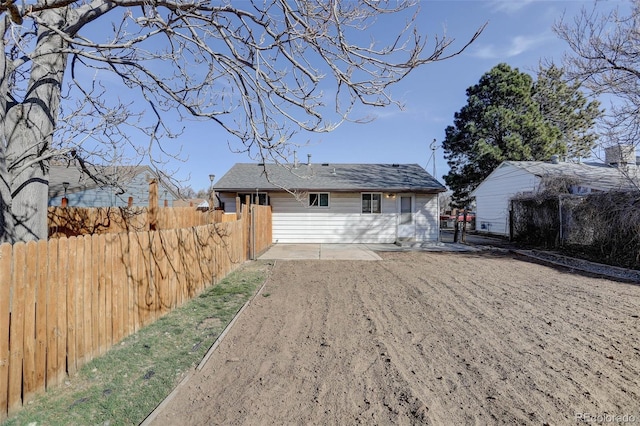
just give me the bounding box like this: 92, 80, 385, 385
147, 251, 640, 425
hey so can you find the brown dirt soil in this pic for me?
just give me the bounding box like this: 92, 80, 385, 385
147, 251, 640, 425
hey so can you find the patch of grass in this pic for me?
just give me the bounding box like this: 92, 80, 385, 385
2, 260, 272, 426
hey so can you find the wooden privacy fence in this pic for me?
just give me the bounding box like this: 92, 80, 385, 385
47, 207, 237, 238
0, 203, 272, 419
250, 204, 272, 259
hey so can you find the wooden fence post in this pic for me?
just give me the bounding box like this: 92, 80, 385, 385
148, 179, 158, 231
244, 195, 251, 261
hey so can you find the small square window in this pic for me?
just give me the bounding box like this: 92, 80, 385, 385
309, 192, 329, 207
362, 193, 381, 214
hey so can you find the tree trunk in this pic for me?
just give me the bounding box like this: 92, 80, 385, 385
4, 10, 68, 242
0, 17, 14, 243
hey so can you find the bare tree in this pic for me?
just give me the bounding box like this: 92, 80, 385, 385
554, 1, 640, 150
0, 0, 483, 243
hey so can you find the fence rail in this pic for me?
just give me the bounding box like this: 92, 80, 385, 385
47, 207, 238, 237
0, 203, 272, 419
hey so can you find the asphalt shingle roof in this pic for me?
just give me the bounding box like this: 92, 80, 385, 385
503, 161, 640, 192
214, 163, 445, 193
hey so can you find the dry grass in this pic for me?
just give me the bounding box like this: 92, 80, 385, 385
2, 260, 272, 426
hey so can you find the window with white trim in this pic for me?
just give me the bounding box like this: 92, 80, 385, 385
309, 192, 330, 208
361, 193, 382, 214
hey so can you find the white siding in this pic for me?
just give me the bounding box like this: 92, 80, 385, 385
220, 191, 440, 244
271, 192, 397, 243
218, 194, 239, 212
473, 164, 540, 236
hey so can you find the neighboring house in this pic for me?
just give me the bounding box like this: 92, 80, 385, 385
173, 198, 208, 209
472, 147, 640, 236
48, 164, 180, 207
214, 162, 446, 244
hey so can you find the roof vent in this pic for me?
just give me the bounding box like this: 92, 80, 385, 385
307, 154, 312, 166
257, 163, 264, 166
392, 164, 400, 167
550, 155, 559, 164
322, 163, 329, 166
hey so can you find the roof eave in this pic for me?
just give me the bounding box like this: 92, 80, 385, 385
217, 187, 445, 193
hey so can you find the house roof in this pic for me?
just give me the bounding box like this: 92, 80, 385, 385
474, 160, 640, 195
48, 164, 181, 199
214, 163, 446, 193
173, 198, 207, 208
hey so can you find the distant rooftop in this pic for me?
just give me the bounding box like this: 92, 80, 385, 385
502, 160, 640, 192
48, 164, 180, 199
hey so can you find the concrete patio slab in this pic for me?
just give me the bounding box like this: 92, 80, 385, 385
258, 243, 382, 261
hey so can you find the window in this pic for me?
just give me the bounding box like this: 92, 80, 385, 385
570, 185, 591, 195
309, 192, 329, 208
362, 193, 381, 214
239, 193, 269, 205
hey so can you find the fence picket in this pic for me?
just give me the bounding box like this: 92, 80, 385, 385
166, 230, 179, 310
156, 231, 169, 315
56, 238, 68, 384
104, 234, 113, 348
72, 237, 84, 373
90, 235, 100, 357
0, 244, 11, 420
129, 232, 141, 333
138, 232, 151, 327
22, 242, 37, 403
66, 237, 78, 376
95, 234, 106, 355
122, 233, 134, 336
111, 234, 123, 345
35, 240, 48, 392
8, 243, 25, 414
82, 235, 93, 363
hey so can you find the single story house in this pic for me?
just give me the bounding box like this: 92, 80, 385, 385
48, 164, 180, 207
472, 147, 640, 236
214, 162, 446, 244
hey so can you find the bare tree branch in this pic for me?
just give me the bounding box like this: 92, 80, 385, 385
0, 0, 484, 241
555, 1, 640, 148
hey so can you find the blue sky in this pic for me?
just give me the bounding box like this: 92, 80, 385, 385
168, 0, 625, 192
